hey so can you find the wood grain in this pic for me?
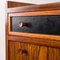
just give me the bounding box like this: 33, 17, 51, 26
8, 41, 60, 60
8, 35, 60, 48
7, 2, 60, 13
8, 41, 15, 60
9, 41, 40, 60
7, 1, 34, 8
38, 46, 47, 60
14, 42, 22, 60
8, 10, 60, 16
56, 48, 60, 60
48, 47, 57, 60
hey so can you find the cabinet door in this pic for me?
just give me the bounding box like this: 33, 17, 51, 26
8, 41, 60, 60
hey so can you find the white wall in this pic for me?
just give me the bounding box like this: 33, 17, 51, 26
8, 0, 60, 4
0, 0, 6, 60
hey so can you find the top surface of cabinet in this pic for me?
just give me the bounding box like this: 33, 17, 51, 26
7, 2, 60, 13
7, 1, 35, 8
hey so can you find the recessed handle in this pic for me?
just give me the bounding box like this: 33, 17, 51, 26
18, 21, 29, 27
18, 48, 28, 55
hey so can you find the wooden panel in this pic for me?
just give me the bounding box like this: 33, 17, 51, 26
8, 35, 60, 48
14, 42, 22, 60
8, 41, 60, 60
48, 47, 57, 60
8, 41, 15, 60
7, 1, 34, 8
14, 42, 40, 60
38, 46, 47, 60
56, 48, 60, 60
47, 47, 60, 60
8, 10, 60, 16
8, 41, 48, 60
7, 2, 60, 13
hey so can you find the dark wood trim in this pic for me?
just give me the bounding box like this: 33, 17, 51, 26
7, 2, 60, 13
7, 1, 35, 8
8, 35, 60, 48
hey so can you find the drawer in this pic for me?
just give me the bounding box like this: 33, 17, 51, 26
8, 41, 60, 60
9, 15, 60, 35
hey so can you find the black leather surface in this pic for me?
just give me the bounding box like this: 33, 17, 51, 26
11, 16, 60, 35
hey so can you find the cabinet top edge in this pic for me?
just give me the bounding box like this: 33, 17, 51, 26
7, 2, 60, 13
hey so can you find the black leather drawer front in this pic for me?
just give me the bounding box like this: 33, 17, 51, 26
11, 16, 60, 35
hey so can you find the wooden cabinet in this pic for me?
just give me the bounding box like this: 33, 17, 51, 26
6, 2, 60, 60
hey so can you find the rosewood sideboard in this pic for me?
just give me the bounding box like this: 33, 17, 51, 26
6, 2, 60, 60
